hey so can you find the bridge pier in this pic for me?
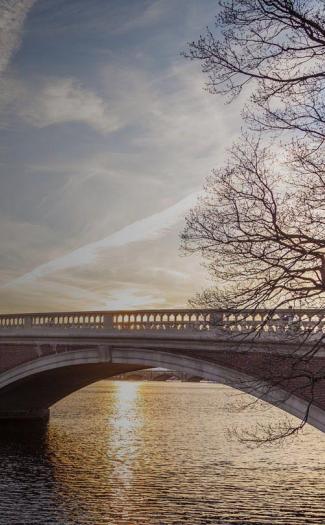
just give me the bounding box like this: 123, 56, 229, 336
0, 408, 50, 422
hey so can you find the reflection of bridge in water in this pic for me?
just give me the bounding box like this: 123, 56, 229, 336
1, 308, 325, 433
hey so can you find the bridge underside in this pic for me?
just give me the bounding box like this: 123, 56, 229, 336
0, 363, 148, 421
0, 341, 324, 434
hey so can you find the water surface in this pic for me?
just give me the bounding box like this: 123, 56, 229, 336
0, 381, 324, 524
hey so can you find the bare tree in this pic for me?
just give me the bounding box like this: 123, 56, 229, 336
186, 1, 325, 144
183, 136, 325, 311
182, 0, 325, 442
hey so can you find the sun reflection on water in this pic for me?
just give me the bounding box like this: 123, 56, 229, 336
108, 381, 143, 485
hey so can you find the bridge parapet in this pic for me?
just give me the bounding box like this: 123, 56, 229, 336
0, 309, 210, 331
1, 308, 325, 335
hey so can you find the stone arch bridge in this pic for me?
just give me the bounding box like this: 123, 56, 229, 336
1, 308, 325, 433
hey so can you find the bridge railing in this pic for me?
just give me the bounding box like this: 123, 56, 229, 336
1, 309, 325, 334
0, 310, 212, 331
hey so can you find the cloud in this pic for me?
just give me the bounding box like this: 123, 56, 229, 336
0, 219, 208, 312
19, 77, 122, 133
0, 0, 36, 76
115, 0, 169, 34
0, 278, 167, 313
3, 192, 198, 289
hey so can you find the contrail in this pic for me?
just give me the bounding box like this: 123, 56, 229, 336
4, 192, 198, 288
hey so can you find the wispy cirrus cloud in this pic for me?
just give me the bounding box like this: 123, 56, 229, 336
19, 77, 122, 133
4, 192, 198, 289
0, 0, 36, 75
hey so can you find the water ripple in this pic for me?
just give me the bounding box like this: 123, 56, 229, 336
0, 381, 324, 524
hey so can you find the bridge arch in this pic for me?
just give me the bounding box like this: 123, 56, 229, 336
0, 346, 324, 433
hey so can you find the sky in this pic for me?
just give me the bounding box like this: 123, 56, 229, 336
0, 0, 242, 313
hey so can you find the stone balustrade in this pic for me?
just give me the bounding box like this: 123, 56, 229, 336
0, 308, 325, 334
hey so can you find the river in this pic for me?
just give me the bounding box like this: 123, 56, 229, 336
0, 381, 324, 524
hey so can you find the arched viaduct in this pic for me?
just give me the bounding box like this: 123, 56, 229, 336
1, 308, 325, 433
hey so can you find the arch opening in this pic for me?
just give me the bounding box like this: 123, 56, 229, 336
0, 347, 324, 433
